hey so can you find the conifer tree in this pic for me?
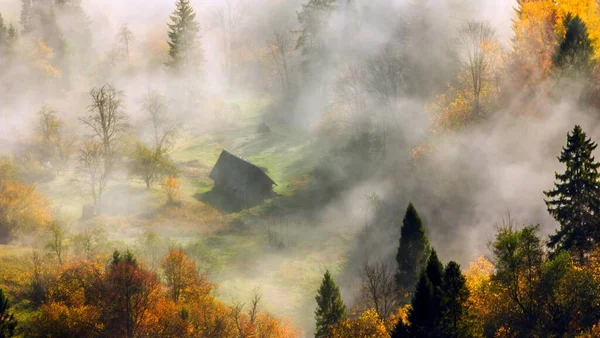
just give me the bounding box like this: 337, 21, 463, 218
408, 249, 443, 337
395, 203, 430, 295
545, 125, 600, 263
0, 288, 17, 338
553, 14, 595, 76
315, 270, 346, 338
296, 0, 336, 81
0, 14, 7, 48
20, 0, 32, 34
166, 0, 202, 73
440, 261, 472, 338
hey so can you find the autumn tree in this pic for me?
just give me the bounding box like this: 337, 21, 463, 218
0, 289, 17, 338
36, 105, 75, 168
395, 203, 430, 297
553, 14, 595, 77
544, 125, 600, 263
331, 309, 388, 338
161, 249, 210, 303
0, 180, 52, 241
104, 250, 162, 338
509, 0, 557, 92
315, 270, 346, 338
457, 20, 496, 117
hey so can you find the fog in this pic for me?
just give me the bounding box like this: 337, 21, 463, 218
1, 0, 594, 334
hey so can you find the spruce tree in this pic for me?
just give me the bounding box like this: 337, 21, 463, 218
408, 249, 444, 337
440, 261, 472, 338
20, 0, 32, 34
553, 14, 595, 76
166, 0, 202, 73
0, 289, 17, 338
395, 203, 430, 295
544, 125, 600, 263
314, 270, 346, 338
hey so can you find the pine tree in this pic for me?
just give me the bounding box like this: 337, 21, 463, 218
440, 261, 472, 338
395, 203, 430, 296
553, 14, 595, 76
408, 249, 444, 337
296, 0, 336, 81
545, 125, 600, 263
20, 0, 32, 34
315, 270, 346, 338
0, 14, 7, 48
166, 0, 202, 73
0, 289, 17, 338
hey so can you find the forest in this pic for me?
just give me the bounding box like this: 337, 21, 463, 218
2, 0, 600, 337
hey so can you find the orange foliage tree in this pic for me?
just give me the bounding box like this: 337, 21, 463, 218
0, 180, 52, 241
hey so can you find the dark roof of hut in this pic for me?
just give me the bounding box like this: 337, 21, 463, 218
209, 149, 277, 186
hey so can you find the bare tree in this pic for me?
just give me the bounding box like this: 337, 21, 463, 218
265, 29, 295, 93
80, 84, 127, 158
359, 261, 398, 319
214, 0, 246, 86
457, 20, 495, 117
77, 139, 109, 213
334, 64, 369, 134
364, 44, 407, 155
117, 23, 134, 63
78, 84, 126, 212
141, 91, 178, 150
73, 225, 106, 260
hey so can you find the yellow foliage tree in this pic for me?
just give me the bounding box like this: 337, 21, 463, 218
512, 0, 558, 89
331, 309, 389, 338
0, 180, 52, 239
26, 40, 61, 80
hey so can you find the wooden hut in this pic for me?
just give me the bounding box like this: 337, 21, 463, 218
208, 150, 276, 202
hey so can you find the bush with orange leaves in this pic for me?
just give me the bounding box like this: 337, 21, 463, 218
162, 176, 181, 205
0, 179, 52, 240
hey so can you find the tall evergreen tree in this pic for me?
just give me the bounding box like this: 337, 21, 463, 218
314, 270, 346, 338
553, 14, 595, 76
395, 203, 430, 295
0, 14, 7, 48
0, 289, 17, 338
296, 0, 336, 82
166, 0, 202, 73
440, 261, 472, 338
408, 249, 443, 337
19, 0, 32, 34
544, 125, 600, 263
